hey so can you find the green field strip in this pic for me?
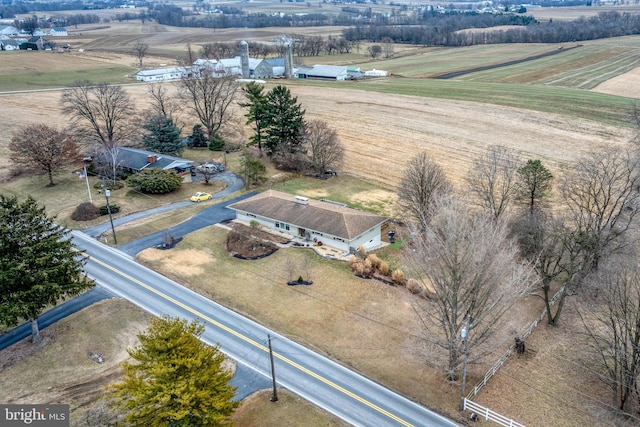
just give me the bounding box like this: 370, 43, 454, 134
0, 67, 136, 91
291, 77, 634, 127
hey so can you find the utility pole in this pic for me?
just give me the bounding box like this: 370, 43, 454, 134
459, 312, 471, 411
268, 334, 278, 402
83, 164, 92, 203
104, 189, 117, 245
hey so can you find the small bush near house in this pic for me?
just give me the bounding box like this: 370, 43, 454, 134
406, 278, 424, 295
99, 204, 120, 215
126, 169, 182, 194
71, 202, 100, 221
208, 134, 225, 151
391, 269, 406, 286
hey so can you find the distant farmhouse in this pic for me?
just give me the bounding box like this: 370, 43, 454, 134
228, 190, 388, 253
49, 27, 68, 36
0, 38, 21, 50
0, 25, 18, 36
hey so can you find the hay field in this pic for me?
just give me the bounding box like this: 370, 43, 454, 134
0, 78, 631, 191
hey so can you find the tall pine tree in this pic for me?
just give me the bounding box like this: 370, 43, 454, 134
0, 195, 94, 342
239, 82, 268, 156
143, 115, 183, 156
263, 85, 305, 160
109, 316, 239, 426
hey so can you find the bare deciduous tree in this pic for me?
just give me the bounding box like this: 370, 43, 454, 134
581, 258, 640, 415
146, 83, 184, 131
512, 211, 582, 325
303, 119, 344, 174
406, 197, 536, 381
179, 72, 239, 143
561, 147, 640, 271
381, 37, 395, 58
367, 44, 382, 59
61, 81, 136, 150
397, 152, 452, 231
9, 124, 79, 186
133, 41, 149, 68
466, 145, 519, 221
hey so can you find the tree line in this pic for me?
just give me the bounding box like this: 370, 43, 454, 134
343, 11, 640, 46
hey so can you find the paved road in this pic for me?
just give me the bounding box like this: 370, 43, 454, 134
0, 286, 116, 350
72, 231, 459, 427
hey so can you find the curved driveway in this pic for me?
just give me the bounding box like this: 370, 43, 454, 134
85, 171, 244, 240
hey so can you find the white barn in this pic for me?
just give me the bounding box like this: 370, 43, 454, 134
227, 190, 388, 253
295, 65, 350, 80
136, 67, 188, 82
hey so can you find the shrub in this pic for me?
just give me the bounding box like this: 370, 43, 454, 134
348, 255, 358, 266
391, 269, 406, 286
367, 254, 382, 270
357, 245, 368, 258
353, 261, 365, 276
406, 278, 424, 295
71, 202, 100, 221
362, 258, 373, 276
208, 134, 225, 151
249, 220, 259, 228
99, 204, 120, 215
126, 169, 182, 194
378, 260, 390, 276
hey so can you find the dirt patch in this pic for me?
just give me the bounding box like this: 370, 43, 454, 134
592, 66, 640, 98
226, 222, 290, 259
137, 248, 213, 277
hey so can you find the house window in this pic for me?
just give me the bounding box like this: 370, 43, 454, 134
275, 222, 290, 230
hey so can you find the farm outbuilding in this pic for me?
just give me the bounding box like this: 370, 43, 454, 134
136, 67, 191, 82
0, 25, 18, 36
49, 27, 68, 36
295, 65, 350, 80
227, 190, 388, 253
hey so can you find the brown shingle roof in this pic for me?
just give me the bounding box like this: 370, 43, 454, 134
228, 190, 387, 240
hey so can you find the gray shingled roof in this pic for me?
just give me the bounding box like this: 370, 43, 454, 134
116, 147, 192, 171
228, 190, 387, 240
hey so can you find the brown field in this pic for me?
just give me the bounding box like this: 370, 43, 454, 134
593, 65, 640, 99
0, 79, 632, 191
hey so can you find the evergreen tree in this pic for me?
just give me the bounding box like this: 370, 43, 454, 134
239, 149, 267, 189
109, 316, 239, 426
0, 195, 94, 342
188, 124, 208, 148
516, 159, 553, 213
142, 115, 183, 156
239, 82, 268, 156
208, 133, 225, 151
263, 85, 305, 159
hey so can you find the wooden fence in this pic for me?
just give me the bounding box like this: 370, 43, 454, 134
466, 286, 565, 400
460, 286, 566, 427
463, 399, 525, 427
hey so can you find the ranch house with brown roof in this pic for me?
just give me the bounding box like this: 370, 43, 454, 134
227, 190, 387, 253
